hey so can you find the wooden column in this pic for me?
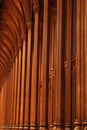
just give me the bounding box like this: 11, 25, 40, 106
40, 0, 49, 129
24, 22, 32, 128
4, 68, 12, 127
65, 0, 72, 129
0, 89, 1, 126
12, 56, 18, 128
11, 62, 15, 129
10, 63, 15, 129
48, 6, 57, 130
39, 11, 44, 130
30, 1, 39, 129
9, 67, 13, 127
53, 0, 63, 130
83, 0, 87, 129
19, 34, 27, 128
80, 0, 84, 129
74, 0, 82, 129
15, 48, 22, 128
0, 85, 4, 126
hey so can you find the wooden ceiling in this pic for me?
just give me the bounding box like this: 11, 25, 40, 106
0, 0, 56, 86
0, 0, 32, 85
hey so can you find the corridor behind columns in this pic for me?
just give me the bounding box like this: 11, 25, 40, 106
0, 0, 87, 130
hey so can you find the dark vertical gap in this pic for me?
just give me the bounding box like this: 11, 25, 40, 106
29, 12, 34, 127
71, 0, 73, 128
36, 2, 44, 128
71, 0, 73, 129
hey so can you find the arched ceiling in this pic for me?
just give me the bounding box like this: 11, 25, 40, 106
0, 0, 33, 85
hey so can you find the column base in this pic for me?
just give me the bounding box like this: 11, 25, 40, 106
74, 120, 82, 130
52, 122, 64, 130
83, 121, 87, 130
84, 126, 87, 130
39, 127, 48, 130
52, 126, 64, 130
65, 124, 71, 130
65, 127, 71, 130
30, 125, 39, 130
49, 128, 53, 130
74, 126, 82, 130
18, 125, 24, 130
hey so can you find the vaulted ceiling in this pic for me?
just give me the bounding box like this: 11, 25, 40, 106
0, 0, 33, 85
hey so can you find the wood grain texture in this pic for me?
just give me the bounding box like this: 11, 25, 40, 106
0, 0, 87, 130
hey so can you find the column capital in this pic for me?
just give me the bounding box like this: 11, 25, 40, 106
26, 21, 33, 28
18, 44, 22, 50
33, 5, 40, 14
21, 34, 26, 40
12, 56, 15, 63
15, 49, 19, 57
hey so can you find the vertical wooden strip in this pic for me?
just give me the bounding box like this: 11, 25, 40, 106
0, 86, 4, 125
10, 64, 15, 128
80, 0, 84, 129
12, 56, 18, 128
16, 48, 22, 127
30, 3, 39, 129
83, 0, 87, 129
11, 62, 15, 129
65, 0, 72, 129
0, 89, 1, 126
19, 35, 27, 128
39, 12, 43, 129
40, 0, 49, 129
9, 69, 13, 126
48, 7, 57, 129
24, 22, 32, 127
74, 0, 81, 129
9, 67, 13, 127
53, 0, 63, 129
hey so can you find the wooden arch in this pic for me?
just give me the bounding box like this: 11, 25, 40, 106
0, 0, 32, 84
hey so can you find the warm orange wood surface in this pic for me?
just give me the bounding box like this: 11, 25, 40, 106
0, 0, 87, 130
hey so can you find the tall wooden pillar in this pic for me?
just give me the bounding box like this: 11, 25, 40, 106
30, 1, 39, 129
15, 48, 22, 128
24, 21, 32, 129
53, 0, 63, 130
74, 0, 82, 129
10, 62, 14, 129
0, 89, 1, 126
48, 6, 57, 130
80, 0, 84, 129
0, 85, 4, 126
39, 10, 44, 130
8, 68, 13, 127
9, 63, 14, 129
83, 0, 87, 129
12, 56, 18, 128
65, 0, 72, 129
19, 34, 27, 128
40, 0, 49, 129
9, 67, 13, 127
